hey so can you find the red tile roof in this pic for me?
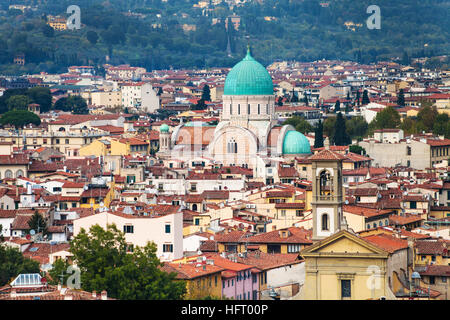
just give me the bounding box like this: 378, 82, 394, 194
362, 234, 409, 253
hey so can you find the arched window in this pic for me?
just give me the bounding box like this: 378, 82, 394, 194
59, 127, 66, 132
227, 139, 237, 154
319, 170, 332, 196
4, 170, 12, 179
192, 204, 198, 211
373, 223, 377, 228
16, 170, 24, 178
322, 214, 329, 231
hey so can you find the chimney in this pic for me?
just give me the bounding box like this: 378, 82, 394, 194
92, 291, 97, 299
101, 290, 107, 300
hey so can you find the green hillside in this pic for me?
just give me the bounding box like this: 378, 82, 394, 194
0, 0, 449, 74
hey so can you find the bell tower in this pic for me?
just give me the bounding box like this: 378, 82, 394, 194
309, 149, 346, 241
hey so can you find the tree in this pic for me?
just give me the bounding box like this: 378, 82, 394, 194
417, 104, 438, 132
290, 89, 298, 103
277, 96, 283, 106
0, 245, 40, 286
323, 116, 336, 140
314, 120, 324, 148
191, 98, 207, 110
48, 258, 70, 285
86, 30, 98, 45
284, 116, 312, 134
356, 90, 360, 106
303, 94, 309, 106
28, 87, 52, 113
6, 95, 32, 111
53, 96, 89, 114
361, 90, 370, 105
334, 100, 341, 112
201, 84, 211, 101
346, 116, 368, 140
370, 106, 401, 130
70, 224, 186, 300
42, 24, 54, 38
397, 89, 405, 107
0, 110, 41, 129
433, 113, 450, 138
28, 210, 48, 236
333, 112, 351, 146
349, 145, 366, 155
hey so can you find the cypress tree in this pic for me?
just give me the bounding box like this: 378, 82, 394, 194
314, 120, 324, 148
334, 100, 341, 112
397, 88, 405, 107
201, 84, 211, 101
356, 90, 360, 106
362, 90, 370, 105
333, 112, 351, 146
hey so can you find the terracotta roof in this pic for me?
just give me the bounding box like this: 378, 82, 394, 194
389, 214, 423, 225
245, 227, 312, 245
343, 205, 392, 218
362, 234, 409, 254
415, 240, 449, 255
236, 251, 303, 271
309, 149, 347, 161
161, 262, 224, 280
23, 243, 70, 265
419, 265, 450, 276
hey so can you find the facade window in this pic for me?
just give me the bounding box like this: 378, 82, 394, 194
230, 104, 232, 115
194, 218, 200, 226
248, 104, 250, 114
429, 276, 435, 285
238, 104, 240, 114
163, 244, 173, 252
227, 139, 237, 153
258, 104, 260, 114
123, 225, 134, 233
165, 224, 171, 233
410, 201, 417, 209
65, 139, 69, 144
341, 280, 351, 298
322, 214, 329, 231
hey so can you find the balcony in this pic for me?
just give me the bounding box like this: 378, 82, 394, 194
313, 195, 343, 202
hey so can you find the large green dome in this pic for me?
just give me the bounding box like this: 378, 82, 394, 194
223, 47, 273, 96
282, 130, 311, 155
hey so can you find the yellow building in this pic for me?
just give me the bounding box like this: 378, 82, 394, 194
47, 16, 67, 31
300, 230, 395, 300
80, 184, 115, 210
162, 262, 224, 299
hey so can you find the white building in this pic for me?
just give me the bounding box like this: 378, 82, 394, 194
121, 82, 160, 113
73, 209, 183, 261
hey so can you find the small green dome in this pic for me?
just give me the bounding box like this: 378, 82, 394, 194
224, 47, 273, 96
160, 124, 169, 132
282, 130, 311, 155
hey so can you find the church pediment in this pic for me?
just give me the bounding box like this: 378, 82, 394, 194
301, 230, 388, 257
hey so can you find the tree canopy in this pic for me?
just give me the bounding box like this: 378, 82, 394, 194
0, 245, 40, 286
70, 224, 186, 300
53, 96, 89, 114
0, 109, 41, 129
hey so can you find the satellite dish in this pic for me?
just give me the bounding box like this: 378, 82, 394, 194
30, 229, 36, 235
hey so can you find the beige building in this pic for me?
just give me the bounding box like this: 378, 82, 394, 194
360, 136, 450, 170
